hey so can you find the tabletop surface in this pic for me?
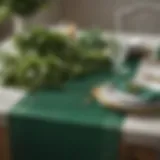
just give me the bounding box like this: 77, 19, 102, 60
0, 78, 159, 148
0, 87, 159, 147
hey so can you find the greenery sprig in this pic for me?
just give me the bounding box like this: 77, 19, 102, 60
0, 0, 48, 22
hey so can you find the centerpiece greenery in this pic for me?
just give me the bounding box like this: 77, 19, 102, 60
0, 27, 119, 90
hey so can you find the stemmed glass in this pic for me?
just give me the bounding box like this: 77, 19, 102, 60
110, 38, 129, 88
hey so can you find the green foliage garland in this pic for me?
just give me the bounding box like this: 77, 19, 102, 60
0, 28, 119, 90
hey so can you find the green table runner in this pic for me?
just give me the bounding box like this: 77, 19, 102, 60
8, 72, 124, 160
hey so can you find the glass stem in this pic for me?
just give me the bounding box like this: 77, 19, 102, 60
12, 15, 28, 35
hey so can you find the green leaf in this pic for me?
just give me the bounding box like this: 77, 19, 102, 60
0, 6, 11, 22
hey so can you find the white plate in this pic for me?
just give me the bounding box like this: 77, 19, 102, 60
93, 84, 142, 109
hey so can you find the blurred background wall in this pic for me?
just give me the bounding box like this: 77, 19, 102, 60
60, 0, 160, 34
0, 0, 160, 40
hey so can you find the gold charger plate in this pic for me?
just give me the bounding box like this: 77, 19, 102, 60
91, 86, 160, 114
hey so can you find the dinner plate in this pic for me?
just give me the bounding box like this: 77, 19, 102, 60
92, 84, 160, 114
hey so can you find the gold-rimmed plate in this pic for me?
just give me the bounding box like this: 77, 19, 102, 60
92, 85, 160, 114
